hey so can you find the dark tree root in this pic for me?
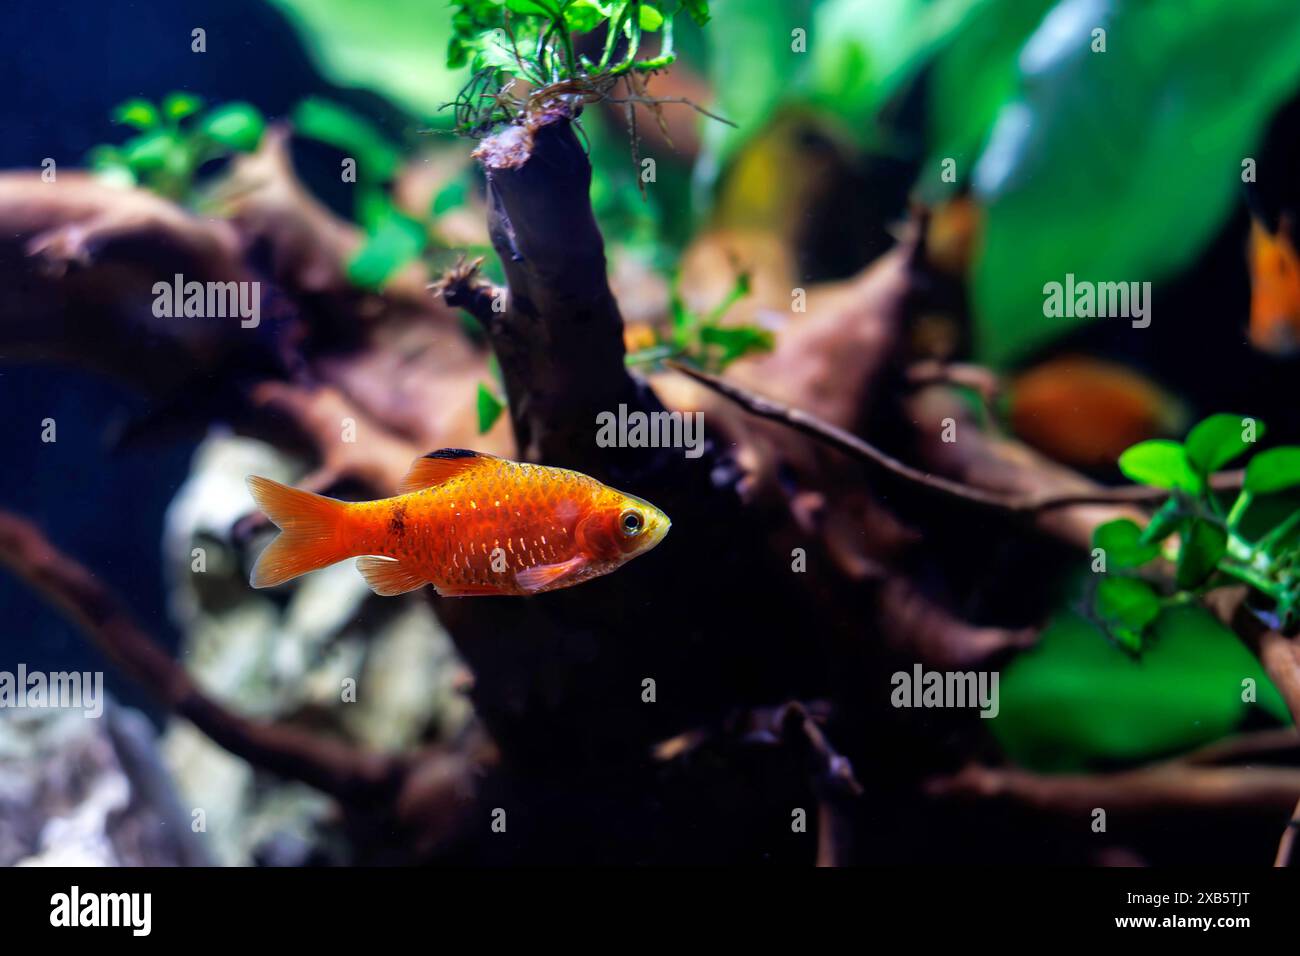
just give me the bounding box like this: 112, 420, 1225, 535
433, 116, 839, 830
474, 114, 651, 472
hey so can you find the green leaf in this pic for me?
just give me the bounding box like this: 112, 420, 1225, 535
431, 177, 469, 217
346, 205, 427, 290
638, 2, 665, 31
991, 607, 1290, 772
197, 102, 265, 152
971, 0, 1300, 365
1095, 576, 1161, 634
475, 30, 533, 73
265, 0, 468, 120
112, 98, 159, 130
1175, 519, 1227, 590
476, 382, 506, 434
447, 36, 471, 69
697, 0, 816, 180
1245, 447, 1300, 495
701, 0, 983, 180
162, 92, 205, 122
122, 130, 179, 172
506, 0, 560, 17
292, 97, 402, 181
681, 0, 710, 26
697, 323, 774, 367
1105, 623, 1144, 655
923, 0, 1054, 196
1092, 519, 1160, 569
564, 0, 608, 32
1139, 498, 1185, 545
1117, 440, 1201, 493
1185, 414, 1264, 476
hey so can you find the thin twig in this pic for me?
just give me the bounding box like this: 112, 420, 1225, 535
1275, 796, 1300, 866
668, 361, 1245, 516
603, 92, 736, 128
431, 255, 505, 328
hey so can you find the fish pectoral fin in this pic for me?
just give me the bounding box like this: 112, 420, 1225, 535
515, 556, 588, 594
356, 556, 427, 596
397, 448, 500, 494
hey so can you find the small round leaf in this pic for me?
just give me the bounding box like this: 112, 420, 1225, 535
163, 92, 205, 122
1092, 519, 1161, 568
112, 98, 159, 130
1095, 576, 1162, 632
197, 103, 266, 152
1118, 440, 1201, 492
1245, 446, 1300, 495
1185, 413, 1264, 476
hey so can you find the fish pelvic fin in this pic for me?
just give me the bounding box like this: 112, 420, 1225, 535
515, 555, 588, 594
246, 476, 354, 588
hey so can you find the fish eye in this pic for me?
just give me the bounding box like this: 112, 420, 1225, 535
620, 509, 644, 536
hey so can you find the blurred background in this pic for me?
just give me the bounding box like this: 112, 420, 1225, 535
3, 0, 1300, 866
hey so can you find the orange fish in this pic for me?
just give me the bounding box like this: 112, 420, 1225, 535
1248, 214, 1300, 355
1009, 356, 1184, 469
246, 449, 671, 596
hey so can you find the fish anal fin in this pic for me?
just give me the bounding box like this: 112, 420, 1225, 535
397, 449, 498, 494
357, 556, 427, 596
434, 583, 509, 597
515, 556, 588, 594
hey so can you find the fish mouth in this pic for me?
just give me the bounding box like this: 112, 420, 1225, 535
643, 513, 671, 551
647, 515, 670, 546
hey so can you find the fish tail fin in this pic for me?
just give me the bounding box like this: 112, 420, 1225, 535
246, 476, 354, 588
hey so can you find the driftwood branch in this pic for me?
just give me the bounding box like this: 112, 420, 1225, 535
0, 510, 406, 803
669, 360, 1244, 518
1276, 797, 1300, 866
652, 701, 863, 867
460, 113, 649, 471
927, 761, 1300, 818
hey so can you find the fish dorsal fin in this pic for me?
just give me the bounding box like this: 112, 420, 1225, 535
397, 449, 497, 494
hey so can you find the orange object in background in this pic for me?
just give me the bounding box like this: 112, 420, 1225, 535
926, 195, 982, 277
1009, 356, 1184, 470
1248, 214, 1300, 355
623, 321, 659, 353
